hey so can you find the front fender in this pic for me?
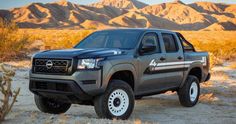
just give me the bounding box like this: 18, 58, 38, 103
102, 63, 137, 91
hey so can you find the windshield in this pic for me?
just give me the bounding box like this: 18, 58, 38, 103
75, 30, 142, 49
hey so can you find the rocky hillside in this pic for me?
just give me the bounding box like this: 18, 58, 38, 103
0, 0, 235, 30
90, 0, 148, 10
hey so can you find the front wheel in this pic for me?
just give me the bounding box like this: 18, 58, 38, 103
94, 80, 134, 120
178, 75, 200, 107
34, 95, 71, 114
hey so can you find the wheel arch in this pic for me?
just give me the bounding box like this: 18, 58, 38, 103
103, 64, 137, 91
180, 63, 203, 88
188, 67, 202, 82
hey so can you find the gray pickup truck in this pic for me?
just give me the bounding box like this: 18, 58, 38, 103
29, 28, 210, 119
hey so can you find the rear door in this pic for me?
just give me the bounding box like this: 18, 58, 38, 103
160, 33, 184, 87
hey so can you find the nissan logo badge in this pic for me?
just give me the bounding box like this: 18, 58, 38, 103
46, 60, 53, 69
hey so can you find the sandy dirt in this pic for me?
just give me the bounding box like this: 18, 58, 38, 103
1, 61, 236, 124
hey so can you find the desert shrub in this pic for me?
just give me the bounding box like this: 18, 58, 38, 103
180, 31, 236, 68
3, 28, 235, 68
0, 18, 29, 61
0, 63, 20, 121
25, 30, 236, 65
195, 40, 236, 67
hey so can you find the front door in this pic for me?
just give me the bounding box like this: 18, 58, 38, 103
137, 32, 168, 94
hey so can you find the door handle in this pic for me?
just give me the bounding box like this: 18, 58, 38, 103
178, 56, 183, 60
160, 57, 166, 61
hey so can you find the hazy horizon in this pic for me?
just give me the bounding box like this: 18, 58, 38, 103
0, 0, 236, 9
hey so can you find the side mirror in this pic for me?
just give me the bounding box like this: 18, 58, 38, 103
140, 44, 156, 54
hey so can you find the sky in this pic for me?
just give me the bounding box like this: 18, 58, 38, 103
0, 0, 235, 9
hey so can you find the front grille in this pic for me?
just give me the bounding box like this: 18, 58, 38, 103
33, 59, 72, 75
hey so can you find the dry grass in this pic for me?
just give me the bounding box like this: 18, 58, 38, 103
0, 20, 93, 61
210, 71, 229, 81
0, 19, 29, 61
25, 30, 236, 68
26, 30, 236, 62
1, 25, 236, 67
199, 93, 219, 104
21, 29, 93, 50
180, 31, 236, 67
26, 30, 236, 67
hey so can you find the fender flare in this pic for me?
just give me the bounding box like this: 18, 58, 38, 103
179, 62, 203, 88
102, 63, 137, 90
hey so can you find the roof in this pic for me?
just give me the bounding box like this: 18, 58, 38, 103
97, 28, 175, 33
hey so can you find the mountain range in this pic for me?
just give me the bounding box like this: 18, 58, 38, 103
0, 0, 235, 30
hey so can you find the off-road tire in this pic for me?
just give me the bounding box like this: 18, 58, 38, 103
94, 80, 134, 120
34, 95, 71, 114
178, 75, 200, 107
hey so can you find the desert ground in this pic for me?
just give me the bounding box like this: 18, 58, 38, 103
1, 0, 236, 123
1, 59, 235, 124
1, 27, 236, 124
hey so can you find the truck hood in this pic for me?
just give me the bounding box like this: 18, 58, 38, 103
34, 48, 127, 59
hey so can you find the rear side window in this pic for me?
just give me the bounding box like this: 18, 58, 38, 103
177, 33, 195, 52
162, 33, 178, 52
142, 33, 161, 53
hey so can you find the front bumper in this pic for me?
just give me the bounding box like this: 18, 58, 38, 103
29, 69, 104, 102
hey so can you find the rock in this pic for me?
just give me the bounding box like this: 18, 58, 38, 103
49, 116, 54, 120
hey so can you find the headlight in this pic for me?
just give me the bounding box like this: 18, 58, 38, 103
77, 58, 103, 69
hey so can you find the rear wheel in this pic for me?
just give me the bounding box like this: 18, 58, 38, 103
178, 75, 200, 107
34, 95, 71, 114
94, 80, 134, 119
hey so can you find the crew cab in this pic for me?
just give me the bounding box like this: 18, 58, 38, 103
29, 29, 210, 119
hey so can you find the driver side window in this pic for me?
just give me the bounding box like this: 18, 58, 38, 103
141, 33, 160, 53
